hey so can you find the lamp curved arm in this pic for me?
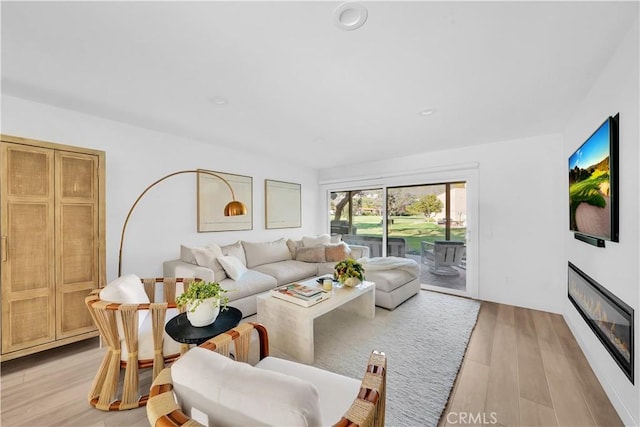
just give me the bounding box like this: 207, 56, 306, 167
118, 169, 245, 276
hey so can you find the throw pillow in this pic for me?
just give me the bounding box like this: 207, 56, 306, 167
217, 255, 248, 280
220, 241, 247, 266
100, 274, 149, 304
180, 245, 198, 264
286, 239, 304, 258
330, 234, 342, 244
191, 244, 227, 282
296, 246, 326, 263
325, 242, 351, 262
242, 239, 292, 268
302, 234, 331, 248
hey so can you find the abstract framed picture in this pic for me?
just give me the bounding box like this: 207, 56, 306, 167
265, 179, 301, 229
197, 169, 252, 232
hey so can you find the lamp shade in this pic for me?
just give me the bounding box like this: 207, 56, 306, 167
224, 200, 248, 216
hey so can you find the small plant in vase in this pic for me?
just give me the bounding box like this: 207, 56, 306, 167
334, 258, 365, 287
176, 281, 229, 327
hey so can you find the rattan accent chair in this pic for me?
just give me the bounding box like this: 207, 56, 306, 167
147, 322, 387, 427
85, 277, 199, 411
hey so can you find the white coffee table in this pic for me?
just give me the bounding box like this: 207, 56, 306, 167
257, 278, 375, 364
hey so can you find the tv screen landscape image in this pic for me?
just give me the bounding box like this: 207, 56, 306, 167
569, 114, 619, 243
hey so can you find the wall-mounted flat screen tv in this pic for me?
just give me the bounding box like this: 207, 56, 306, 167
569, 114, 619, 244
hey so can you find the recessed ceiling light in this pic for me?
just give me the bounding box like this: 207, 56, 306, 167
333, 2, 368, 31
419, 108, 437, 116
208, 96, 229, 106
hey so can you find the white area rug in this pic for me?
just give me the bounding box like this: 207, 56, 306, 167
306, 290, 480, 427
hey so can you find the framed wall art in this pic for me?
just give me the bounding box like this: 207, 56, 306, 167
197, 169, 252, 232
265, 179, 301, 229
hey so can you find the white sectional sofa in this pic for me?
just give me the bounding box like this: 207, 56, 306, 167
163, 235, 370, 317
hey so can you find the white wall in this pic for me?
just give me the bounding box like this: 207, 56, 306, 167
562, 17, 639, 425
1, 95, 321, 282
319, 132, 566, 313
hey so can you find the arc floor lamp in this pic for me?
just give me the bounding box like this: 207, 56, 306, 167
117, 169, 247, 276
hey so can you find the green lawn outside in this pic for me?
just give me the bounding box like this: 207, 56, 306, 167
350, 215, 466, 255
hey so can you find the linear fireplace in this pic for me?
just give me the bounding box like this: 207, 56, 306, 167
568, 262, 634, 383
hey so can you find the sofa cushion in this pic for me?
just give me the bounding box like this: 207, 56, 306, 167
256, 356, 360, 425
187, 244, 227, 282
317, 262, 336, 276
325, 242, 351, 262
172, 348, 322, 427
296, 246, 326, 263
242, 238, 292, 268
302, 234, 331, 248
253, 260, 319, 286
286, 238, 304, 258
180, 244, 198, 264
219, 270, 277, 301
217, 255, 248, 280
220, 241, 247, 266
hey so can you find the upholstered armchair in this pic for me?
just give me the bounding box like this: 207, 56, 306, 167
85, 275, 199, 411
147, 322, 387, 427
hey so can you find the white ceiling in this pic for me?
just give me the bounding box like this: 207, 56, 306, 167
2, 1, 638, 168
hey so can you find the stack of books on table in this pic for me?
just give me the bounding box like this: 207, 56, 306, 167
270, 283, 332, 307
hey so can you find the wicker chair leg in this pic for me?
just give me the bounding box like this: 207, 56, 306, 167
95, 350, 121, 410
120, 305, 141, 410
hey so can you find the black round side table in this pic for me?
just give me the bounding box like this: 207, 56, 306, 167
165, 306, 243, 345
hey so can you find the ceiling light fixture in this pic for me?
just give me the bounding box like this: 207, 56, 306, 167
419, 108, 437, 116
209, 96, 229, 105
333, 2, 368, 31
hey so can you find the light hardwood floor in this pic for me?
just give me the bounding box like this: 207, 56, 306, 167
439, 301, 623, 427
1, 300, 623, 426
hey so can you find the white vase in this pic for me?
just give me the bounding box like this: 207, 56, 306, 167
186, 297, 220, 327
343, 277, 360, 287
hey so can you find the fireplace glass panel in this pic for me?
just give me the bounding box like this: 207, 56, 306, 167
568, 262, 633, 383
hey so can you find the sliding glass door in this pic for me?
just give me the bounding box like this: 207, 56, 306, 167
329, 181, 468, 293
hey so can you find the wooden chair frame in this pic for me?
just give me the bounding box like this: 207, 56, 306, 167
85, 277, 199, 411
147, 322, 387, 427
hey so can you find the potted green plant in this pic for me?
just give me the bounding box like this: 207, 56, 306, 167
176, 281, 229, 327
334, 258, 365, 287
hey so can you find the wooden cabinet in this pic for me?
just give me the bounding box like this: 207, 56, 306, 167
1, 135, 105, 361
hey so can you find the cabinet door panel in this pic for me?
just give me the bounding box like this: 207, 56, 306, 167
61, 287, 95, 333
1, 143, 56, 353
56, 151, 99, 339
7, 148, 50, 196
60, 155, 94, 199
8, 203, 52, 291
8, 297, 54, 347
61, 204, 95, 284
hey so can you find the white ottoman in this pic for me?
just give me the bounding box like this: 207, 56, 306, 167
361, 257, 420, 310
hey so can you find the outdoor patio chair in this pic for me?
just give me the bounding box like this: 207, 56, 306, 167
421, 240, 466, 276
147, 322, 387, 427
